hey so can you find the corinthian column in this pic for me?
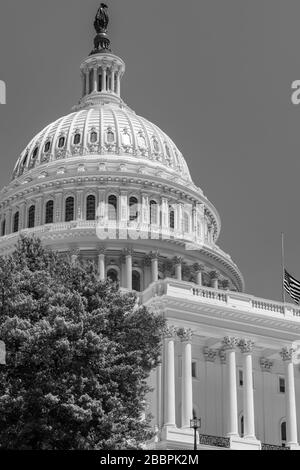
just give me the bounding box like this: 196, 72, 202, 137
164, 326, 177, 427
280, 347, 299, 448
238, 339, 256, 439
124, 248, 133, 290
173, 257, 183, 281
98, 247, 106, 281
150, 251, 159, 283
178, 328, 193, 428
222, 336, 239, 437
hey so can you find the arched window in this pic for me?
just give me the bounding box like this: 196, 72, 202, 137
28, 205, 35, 228
122, 130, 131, 146
150, 200, 158, 225
45, 200, 54, 224
44, 141, 51, 153
183, 212, 190, 233
132, 270, 141, 292
281, 421, 287, 446
129, 197, 138, 221
73, 133, 81, 145
108, 195, 117, 221
107, 269, 118, 283
32, 147, 39, 160
152, 137, 159, 153
65, 197, 75, 222
22, 152, 28, 167
1, 219, 6, 237
13, 212, 19, 233
138, 132, 146, 148
107, 129, 115, 143
165, 144, 171, 161
90, 131, 98, 143
169, 208, 175, 229
58, 136, 65, 148
86, 195, 96, 221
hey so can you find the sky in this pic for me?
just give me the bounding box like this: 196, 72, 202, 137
0, 0, 300, 302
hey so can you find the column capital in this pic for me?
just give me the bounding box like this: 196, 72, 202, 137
209, 270, 220, 280
238, 339, 255, 354
123, 247, 134, 258
280, 347, 296, 362
259, 357, 274, 373
173, 256, 183, 266
143, 255, 152, 267
219, 348, 227, 364
203, 347, 218, 363
177, 327, 192, 342
163, 325, 177, 340
192, 262, 205, 273
222, 336, 239, 351
150, 250, 160, 260
98, 245, 106, 255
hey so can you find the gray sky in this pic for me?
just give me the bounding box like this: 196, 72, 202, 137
0, 0, 299, 302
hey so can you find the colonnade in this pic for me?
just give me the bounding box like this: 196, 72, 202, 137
162, 330, 299, 448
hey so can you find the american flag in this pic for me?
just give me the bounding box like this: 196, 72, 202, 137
284, 269, 300, 304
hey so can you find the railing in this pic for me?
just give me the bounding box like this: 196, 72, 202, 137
192, 287, 227, 303
252, 300, 285, 314
198, 434, 230, 449
261, 443, 289, 450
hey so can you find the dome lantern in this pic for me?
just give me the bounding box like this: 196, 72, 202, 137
76, 3, 125, 110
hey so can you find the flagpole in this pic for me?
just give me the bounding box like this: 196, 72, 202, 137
281, 232, 286, 305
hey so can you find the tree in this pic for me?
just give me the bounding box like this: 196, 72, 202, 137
0, 236, 165, 450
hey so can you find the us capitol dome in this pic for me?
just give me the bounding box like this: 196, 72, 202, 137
0, 4, 244, 293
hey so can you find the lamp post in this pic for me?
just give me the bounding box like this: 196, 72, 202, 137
190, 417, 201, 451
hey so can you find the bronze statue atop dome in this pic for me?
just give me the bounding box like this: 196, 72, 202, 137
91, 3, 111, 54
94, 3, 109, 33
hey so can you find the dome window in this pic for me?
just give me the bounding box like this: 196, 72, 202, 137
28, 205, 35, 229
107, 129, 115, 143
122, 129, 131, 146
137, 132, 146, 148
90, 131, 98, 143
1, 219, 5, 237
132, 270, 141, 292
22, 152, 28, 167
86, 195, 96, 221
32, 147, 39, 160
65, 197, 75, 222
73, 133, 81, 145
152, 137, 159, 153
129, 197, 138, 221
150, 200, 158, 225
44, 141, 51, 153
58, 137, 65, 148
108, 195, 117, 221
165, 144, 172, 162
13, 212, 19, 233
169, 209, 175, 229
45, 200, 54, 224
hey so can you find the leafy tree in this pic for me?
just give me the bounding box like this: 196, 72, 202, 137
0, 236, 165, 450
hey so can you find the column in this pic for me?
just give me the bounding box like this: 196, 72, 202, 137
98, 247, 106, 281
19, 202, 26, 230
178, 328, 193, 428
111, 68, 115, 92
174, 257, 183, 281
54, 192, 63, 223
77, 190, 84, 221
151, 252, 159, 283
222, 337, 239, 437
102, 67, 107, 92
36, 196, 43, 227
210, 271, 219, 289
93, 66, 98, 92
124, 248, 133, 290
164, 326, 176, 427
85, 69, 89, 95
239, 340, 256, 439
193, 263, 205, 286
116, 71, 121, 96
280, 347, 298, 447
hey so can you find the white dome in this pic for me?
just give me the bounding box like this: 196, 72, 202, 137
12, 104, 192, 183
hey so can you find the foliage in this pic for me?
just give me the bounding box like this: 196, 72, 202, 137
0, 236, 165, 450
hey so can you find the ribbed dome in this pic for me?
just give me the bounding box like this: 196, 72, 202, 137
12, 104, 192, 183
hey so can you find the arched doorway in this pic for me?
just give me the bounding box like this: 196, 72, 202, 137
107, 268, 119, 284
132, 270, 141, 292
